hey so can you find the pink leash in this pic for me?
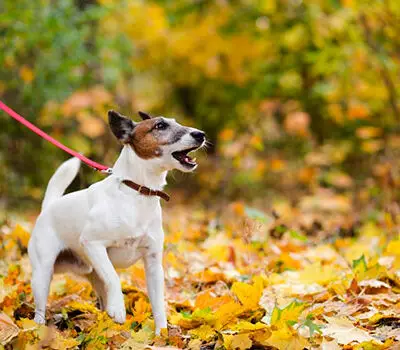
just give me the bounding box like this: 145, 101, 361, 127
0, 100, 112, 173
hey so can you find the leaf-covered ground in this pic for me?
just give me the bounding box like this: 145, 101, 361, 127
0, 198, 399, 349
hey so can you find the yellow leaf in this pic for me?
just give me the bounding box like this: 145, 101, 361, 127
192, 307, 216, 324
361, 140, 384, 154
169, 312, 196, 329
232, 321, 266, 332
11, 224, 30, 248
260, 0, 276, 14
18, 318, 38, 331
252, 328, 272, 345
297, 263, 342, 286
231, 279, 263, 310
131, 319, 155, 344
359, 264, 387, 282
120, 339, 148, 350
51, 332, 81, 349
265, 324, 308, 350
386, 240, 400, 256
206, 245, 230, 262
19, 65, 34, 83
67, 301, 101, 315
132, 298, 151, 323
189, 324, 215, 341
214, 301, 243, 330
270, 300, 305, 327
223, 333, 252, 350
159, 327, 168, 338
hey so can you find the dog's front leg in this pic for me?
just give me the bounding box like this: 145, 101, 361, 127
144, 250, 167, 335
81, 239, 126, 323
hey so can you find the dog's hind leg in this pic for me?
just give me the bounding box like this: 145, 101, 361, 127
28, 230, 62, 324
87, 270, 107, 311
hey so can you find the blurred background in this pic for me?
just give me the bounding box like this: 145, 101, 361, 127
1, 0, 399, 212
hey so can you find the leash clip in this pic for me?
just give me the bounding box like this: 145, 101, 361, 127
101, 168, 113, 174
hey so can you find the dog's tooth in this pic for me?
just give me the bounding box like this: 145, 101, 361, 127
192, 158, 197, 162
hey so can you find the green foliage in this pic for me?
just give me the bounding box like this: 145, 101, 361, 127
0, 0, 131, 202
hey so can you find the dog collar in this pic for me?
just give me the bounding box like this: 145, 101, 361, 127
121, 179, 170, 202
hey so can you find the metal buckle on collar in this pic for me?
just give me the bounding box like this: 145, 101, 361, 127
101, 168, 113, 174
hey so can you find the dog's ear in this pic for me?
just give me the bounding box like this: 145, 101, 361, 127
108, 110, 136, 142
138, 111, 152, 120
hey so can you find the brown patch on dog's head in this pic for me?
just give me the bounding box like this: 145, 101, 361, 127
130, 118, 163, 159
108, 110, 191, 160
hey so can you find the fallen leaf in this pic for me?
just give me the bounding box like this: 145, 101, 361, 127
321, 338, 341, 350
0, 313, 19, 345
223, 333, 252, 350
322, 316, 381, 345
189, 324, 216, 341
11, 224, 30, 248
18, 318, 38, 331
265, 324, 309, 350
132, 298, 152, 323
358, 279, 390, 290
231, 278, 263, 310
270, 300, 306, 327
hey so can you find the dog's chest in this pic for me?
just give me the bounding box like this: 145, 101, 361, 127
85, 178, 162, 245
105, 201, 158, 240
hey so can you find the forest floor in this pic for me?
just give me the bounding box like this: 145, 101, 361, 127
0, 194, 399, 349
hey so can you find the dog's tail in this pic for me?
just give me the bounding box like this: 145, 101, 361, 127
42, 157, 81, 210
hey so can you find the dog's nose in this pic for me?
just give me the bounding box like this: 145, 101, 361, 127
190, 131, 205, 142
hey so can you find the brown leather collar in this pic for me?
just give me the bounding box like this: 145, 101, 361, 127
122, 179, 170, 202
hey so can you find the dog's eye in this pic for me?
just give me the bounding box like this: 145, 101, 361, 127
154, 121, 168, 130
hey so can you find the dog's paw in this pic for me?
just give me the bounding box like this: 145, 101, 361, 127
107, 305, 126, 324
34, 313, 46, 324
107, 296, 126, 324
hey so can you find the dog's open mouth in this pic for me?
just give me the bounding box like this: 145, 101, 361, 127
172, 146, 199, 168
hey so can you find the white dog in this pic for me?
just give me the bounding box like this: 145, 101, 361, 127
28, 110, 205, 334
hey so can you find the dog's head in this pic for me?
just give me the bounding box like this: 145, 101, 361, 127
108, 110, 206, 172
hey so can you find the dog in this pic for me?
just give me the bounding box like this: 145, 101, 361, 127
28, 110, 205, 334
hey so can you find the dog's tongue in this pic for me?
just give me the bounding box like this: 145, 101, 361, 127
184, 155, 196, 165
173, 148, 198, 166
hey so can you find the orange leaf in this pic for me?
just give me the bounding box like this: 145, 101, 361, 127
195, 292, 234, 311
132, 298, 151, 323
